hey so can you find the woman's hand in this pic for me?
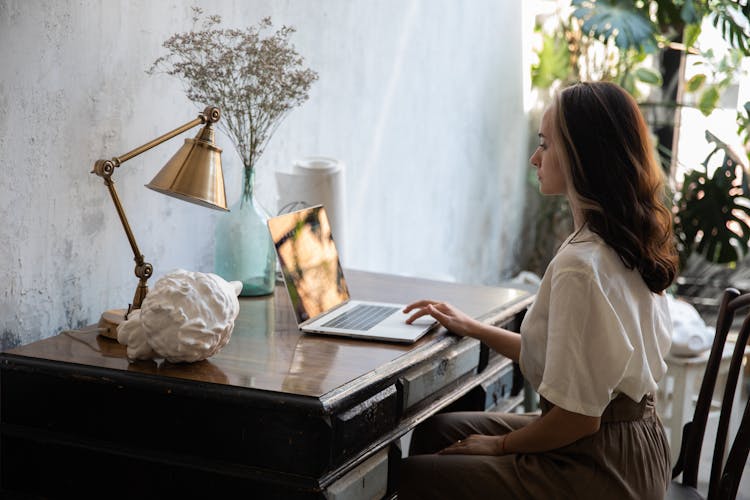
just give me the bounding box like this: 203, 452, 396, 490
405, 301, 522, 362
438, 434, 505, 456
403, 300, 481, 338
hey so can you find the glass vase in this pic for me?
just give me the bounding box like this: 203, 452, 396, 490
214, 169, 276, 296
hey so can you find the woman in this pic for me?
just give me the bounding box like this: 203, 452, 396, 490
399, 81, 677, 500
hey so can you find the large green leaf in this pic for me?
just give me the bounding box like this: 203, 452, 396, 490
634, 66, 663, 86
698, 86, 720, 116
710, 1, 750, 56
571, 0, 658, 52
685, 73, 707, 92
650, 0, 695, 28
737, 101, 750, 141
675, 137, 750, 265
531, 31, 572, 88
680, 0, 701, 24
620, 71, 638, 96
684, 22, 702, 49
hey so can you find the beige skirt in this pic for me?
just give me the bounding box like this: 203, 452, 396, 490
398, 394, 671, 500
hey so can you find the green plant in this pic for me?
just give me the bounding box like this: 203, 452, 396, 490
527, 0, 750, 274
571, 0, 658, 52
674, 131, 750, 266
685, 47, 746, 116
573, 0, 750, 56
531, 4, 663, 96
736, 101, 750, 153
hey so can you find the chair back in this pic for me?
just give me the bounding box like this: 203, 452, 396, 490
671, 288, 750, 499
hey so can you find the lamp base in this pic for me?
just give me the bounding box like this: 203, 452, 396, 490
97, 309, 128, 340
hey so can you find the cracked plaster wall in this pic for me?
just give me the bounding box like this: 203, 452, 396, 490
0, 0, 529, 348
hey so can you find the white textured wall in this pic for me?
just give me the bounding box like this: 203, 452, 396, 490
0, 0, 528, 347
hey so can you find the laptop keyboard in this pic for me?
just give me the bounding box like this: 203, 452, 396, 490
321, 304, 399, 331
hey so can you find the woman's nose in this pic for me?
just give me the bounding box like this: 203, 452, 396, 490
529, 152, 539, 168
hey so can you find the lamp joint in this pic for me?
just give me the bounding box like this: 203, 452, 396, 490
92, 158, 120, 179
201, 106, 221, 124
134, 261, 154, 280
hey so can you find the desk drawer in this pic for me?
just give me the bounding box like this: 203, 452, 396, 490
400, 339, 480, 411
325, 448, 388, 500
479, 364, 515, 410
333, 385, 398, 460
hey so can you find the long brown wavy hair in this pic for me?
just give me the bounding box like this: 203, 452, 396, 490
552, 81, 678, 293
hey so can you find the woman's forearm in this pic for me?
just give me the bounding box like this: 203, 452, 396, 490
439, 405, 601, 457
503, 406, 601, 454
469, 323, 521, 362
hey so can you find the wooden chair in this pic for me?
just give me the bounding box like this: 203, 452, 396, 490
668, 288, 750, 500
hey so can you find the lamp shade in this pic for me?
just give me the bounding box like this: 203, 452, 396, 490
146, 124, 228, 211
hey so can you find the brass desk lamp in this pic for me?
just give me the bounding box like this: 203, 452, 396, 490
91, 106, 228, 339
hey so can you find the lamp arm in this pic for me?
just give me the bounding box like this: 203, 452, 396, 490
91, 106, 221, 314
99, 176, 152, 315
116, 113, 208, 164
93, 106, 220, 173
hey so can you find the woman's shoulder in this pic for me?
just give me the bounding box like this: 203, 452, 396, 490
552, 227, 604, 263
550, 227, 622, 278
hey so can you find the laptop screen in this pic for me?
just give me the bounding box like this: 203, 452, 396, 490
267, 205, 350, 323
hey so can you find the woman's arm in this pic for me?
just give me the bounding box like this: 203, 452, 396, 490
440, 405, 601, 456
404, 300, 522, 362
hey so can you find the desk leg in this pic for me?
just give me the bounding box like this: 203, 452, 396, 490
523, 380, 538, 412
387, 440, 403, 498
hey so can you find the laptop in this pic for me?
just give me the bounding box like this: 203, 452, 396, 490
267, 205, 436, 343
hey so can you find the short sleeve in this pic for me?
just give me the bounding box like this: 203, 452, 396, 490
537, 268, 635, 416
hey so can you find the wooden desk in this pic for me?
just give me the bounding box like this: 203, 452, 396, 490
0, 270, 533, 499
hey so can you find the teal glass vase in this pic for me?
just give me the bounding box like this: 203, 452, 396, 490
214, 169, 276, 296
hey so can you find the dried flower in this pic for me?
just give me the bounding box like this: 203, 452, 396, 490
149, 7, 318, 200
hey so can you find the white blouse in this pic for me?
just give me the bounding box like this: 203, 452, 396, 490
519, 226, 672, 417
